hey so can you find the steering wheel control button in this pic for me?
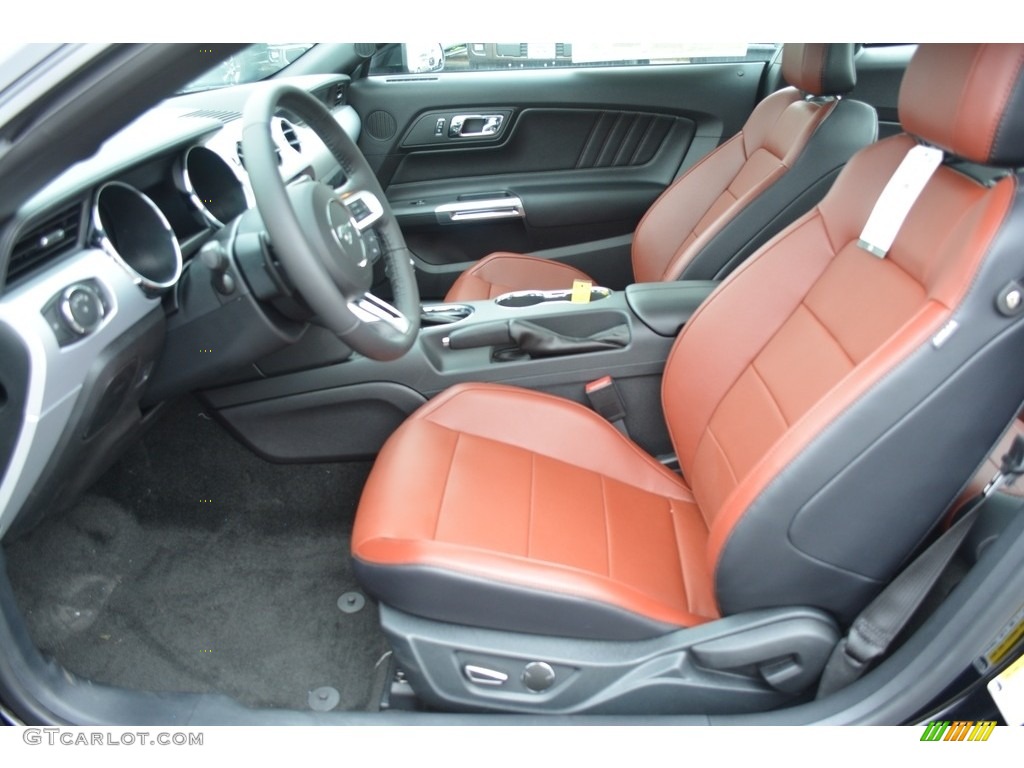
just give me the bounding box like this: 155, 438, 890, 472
337, 591, 366, 614
363, 230, 383, 263
341, 189, 385, 231
522, 661, 556, 693
307, 686, 341, 712
464, 665, 509, 687
347, 198, 371, 221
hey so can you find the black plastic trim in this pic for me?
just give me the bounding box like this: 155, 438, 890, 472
380, 604, 838, 714
215, 382, 427, 462
0, 324, 30, 484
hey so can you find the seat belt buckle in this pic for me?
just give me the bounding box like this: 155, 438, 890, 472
984, 434, 1024, 496
585, 376, 629, 437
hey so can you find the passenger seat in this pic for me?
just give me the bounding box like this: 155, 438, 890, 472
444, 43, 879, 302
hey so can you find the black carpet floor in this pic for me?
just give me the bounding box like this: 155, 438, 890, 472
3, 397, 388, 712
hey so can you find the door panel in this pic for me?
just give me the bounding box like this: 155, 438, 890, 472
349, 63, 766, 299
390, 108, 691, 184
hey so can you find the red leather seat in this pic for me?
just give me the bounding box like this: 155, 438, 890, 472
355, 45, 1024, 643
444, 43, 876, 302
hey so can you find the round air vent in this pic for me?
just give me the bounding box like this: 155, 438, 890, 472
279, 119, 302, 153
364, 110, 397, 141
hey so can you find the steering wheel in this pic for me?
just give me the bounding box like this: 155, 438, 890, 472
240, 83, 419, 360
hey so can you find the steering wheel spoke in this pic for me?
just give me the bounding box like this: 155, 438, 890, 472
348, 292, 412, 334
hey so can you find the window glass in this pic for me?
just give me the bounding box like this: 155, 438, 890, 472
370, 43, 779, 76
179, 43, 315, 93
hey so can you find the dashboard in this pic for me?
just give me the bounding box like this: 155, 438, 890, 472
0, 73, 360, 539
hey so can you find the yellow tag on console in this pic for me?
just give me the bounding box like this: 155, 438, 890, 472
571, 279, 593, 304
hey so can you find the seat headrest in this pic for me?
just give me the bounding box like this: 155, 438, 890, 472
782, 43, 856, 96
900, 44, 1024, 166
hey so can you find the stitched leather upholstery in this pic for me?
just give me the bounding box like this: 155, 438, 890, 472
900, 44, 1024, 165
781, 43, 857, 95
356, 44, 1024, 639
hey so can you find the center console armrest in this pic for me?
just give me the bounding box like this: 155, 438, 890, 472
625, 281, 719, 337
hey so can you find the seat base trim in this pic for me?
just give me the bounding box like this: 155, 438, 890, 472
380, 604, 839, 715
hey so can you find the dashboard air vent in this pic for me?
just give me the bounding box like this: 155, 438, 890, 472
279, 119, 302, 153
236, 140, 281, 169
313, 82, 347, 110
8, 203, 83, 283
181, 108, 242, 123
332, 83, 347, 107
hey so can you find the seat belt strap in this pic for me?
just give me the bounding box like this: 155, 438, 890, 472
817, 434, 1024, 698
857, 144, 944, 259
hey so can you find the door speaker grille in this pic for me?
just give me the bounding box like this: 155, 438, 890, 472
365, 110, 397, 141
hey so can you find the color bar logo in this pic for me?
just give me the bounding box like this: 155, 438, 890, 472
920, 720, 997, 741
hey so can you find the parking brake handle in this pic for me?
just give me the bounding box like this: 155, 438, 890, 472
445, 319, 628, 358
444, 320, 514, 350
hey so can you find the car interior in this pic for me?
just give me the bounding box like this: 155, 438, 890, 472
1, 42, 1023, 726
443, 43, 877, 302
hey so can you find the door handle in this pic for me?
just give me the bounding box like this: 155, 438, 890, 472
435, 196, 524, 224
449, 114, 504, 138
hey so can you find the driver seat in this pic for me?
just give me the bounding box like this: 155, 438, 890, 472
353, 44, 1024, 712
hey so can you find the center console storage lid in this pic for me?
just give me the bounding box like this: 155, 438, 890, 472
625, 281, 719, 337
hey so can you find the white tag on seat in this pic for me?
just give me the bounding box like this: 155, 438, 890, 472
858, 144, 944, 258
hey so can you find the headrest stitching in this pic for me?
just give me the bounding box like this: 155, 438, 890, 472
952, 48, 988, 163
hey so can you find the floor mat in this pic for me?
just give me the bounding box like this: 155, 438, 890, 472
3, 396, 387, 712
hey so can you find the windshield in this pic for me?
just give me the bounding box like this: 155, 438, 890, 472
178, 43, 315, 94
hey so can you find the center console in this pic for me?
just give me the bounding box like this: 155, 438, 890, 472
201, 280, 718, 462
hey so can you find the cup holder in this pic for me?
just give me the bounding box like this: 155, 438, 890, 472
420, 303, 475, 326
494, 287, 612, 308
